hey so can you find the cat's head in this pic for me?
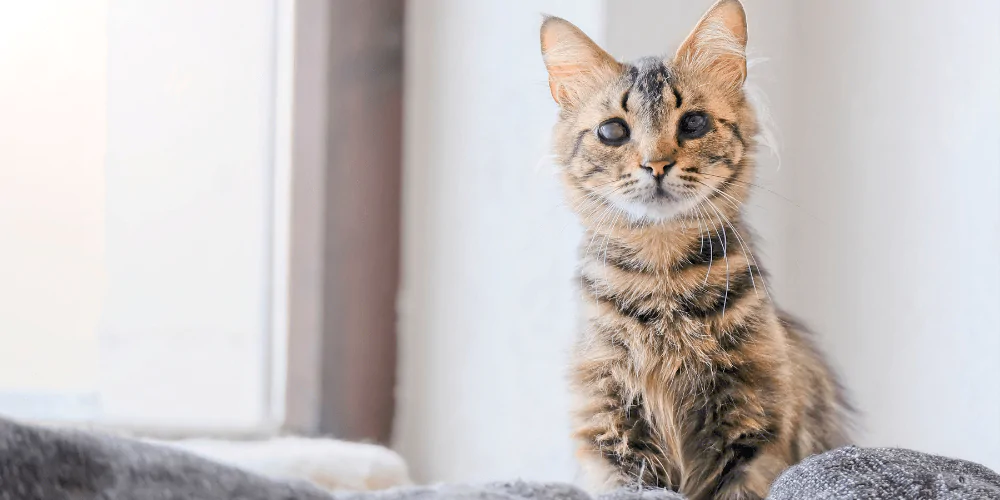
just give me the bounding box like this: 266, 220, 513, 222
541, 0, 757, 224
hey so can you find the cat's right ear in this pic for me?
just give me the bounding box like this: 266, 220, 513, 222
540, 16, 621, 108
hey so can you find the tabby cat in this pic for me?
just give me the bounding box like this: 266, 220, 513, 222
539, 1, 850, 499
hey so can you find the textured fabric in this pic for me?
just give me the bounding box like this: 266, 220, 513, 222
768, 446, 1000, 500
1, 417, 998, 499
336, 483, 683, 500
0, 417, 679, 500
0, 417, 333, 500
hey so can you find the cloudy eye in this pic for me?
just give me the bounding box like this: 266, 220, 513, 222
597, 118, 630, 146
678, 112, 711, 139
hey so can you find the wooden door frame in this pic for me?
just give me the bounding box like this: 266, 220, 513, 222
281, 0, 403, 445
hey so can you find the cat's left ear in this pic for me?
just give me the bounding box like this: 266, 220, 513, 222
674, 0, 748, 88
540, 16, 621, 108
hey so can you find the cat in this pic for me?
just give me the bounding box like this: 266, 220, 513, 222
539, 1, 850, 499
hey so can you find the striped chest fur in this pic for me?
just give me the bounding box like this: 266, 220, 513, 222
571, 212, 797, 492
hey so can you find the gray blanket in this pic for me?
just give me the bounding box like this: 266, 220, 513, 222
0, 417, 997, 499
770, 445, 1000, 500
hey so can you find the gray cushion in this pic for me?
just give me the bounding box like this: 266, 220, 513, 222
0, 417, 332, 500
768, 446, 1000, 500
0, 417, 678, 500
2, 417, 998, 499
336, 483, 682, 500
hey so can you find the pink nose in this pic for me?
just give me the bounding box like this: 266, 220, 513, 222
641, 159, 676, 178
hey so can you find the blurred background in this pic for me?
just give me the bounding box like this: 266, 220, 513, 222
1, 0, 997, 487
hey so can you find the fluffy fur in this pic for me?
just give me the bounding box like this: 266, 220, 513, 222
153, 436, 411, 491
540, 2, 850, 499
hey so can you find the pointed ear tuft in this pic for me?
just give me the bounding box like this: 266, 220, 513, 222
540, 17, 621, 108
674, 0, 748, 89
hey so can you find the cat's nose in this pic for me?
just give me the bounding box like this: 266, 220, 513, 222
640, 159, 676, 179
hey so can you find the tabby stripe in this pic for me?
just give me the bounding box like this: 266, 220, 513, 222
636, 61, 668, 104
590, 224, 753, 284
671, 84, 683, 108
716, 307, 762, 352
677, 265, 759, 319
715, 425, 780, 494
570, 128, 589, 160
686, 363, 781, 495
580, 161, 606, 180
706, 154, 732, 167
581, 275, 662, 325
722, 120, 746, 147
788, 414, 803, 461
596, 392, 673, 489
586, 239, 653, 273
625, 65, 640, 85
671, 225, 736, 273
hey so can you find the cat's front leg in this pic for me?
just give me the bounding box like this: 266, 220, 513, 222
681, 445, 789, 500
571, 349, 678, 492
678, 391, 790, 500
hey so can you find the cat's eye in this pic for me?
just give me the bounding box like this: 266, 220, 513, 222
678, 112, 711, 139
597, 118, 630, 146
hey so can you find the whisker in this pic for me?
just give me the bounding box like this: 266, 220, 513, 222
697, 181, 773, 301
575, 192, 609, 217
692, 204, 714, 285
602, 209, 623, 267
703, 196, 759, 300
699, 172, 824, 223
585, 205, 617, 253
582, 185, 628, 256
708, 203, 730, 319
586, 179, 620, 190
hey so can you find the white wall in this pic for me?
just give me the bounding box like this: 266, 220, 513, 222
101, 0, 278, 429
396, 0, 605, 484
786, 0, 1000, 470
398, 0, 1000, 482
0, 0, 281, 430
0, 1, 108, 397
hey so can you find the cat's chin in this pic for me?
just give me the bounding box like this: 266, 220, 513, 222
613, 198, 686, 224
